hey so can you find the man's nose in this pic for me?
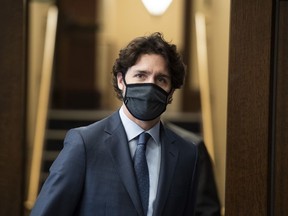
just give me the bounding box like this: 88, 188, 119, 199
146, 76, 156, 84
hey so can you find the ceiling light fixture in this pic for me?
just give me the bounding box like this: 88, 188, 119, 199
141, 0, 173, 16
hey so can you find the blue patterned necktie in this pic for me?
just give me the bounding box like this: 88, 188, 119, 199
134, 132, 151, 216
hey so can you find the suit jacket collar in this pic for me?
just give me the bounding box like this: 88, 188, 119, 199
104, 111, 179, 216
104, 112, 144, 216
152, 124, 179, 216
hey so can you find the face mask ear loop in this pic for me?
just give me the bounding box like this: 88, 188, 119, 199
122, 73, 128, 104
122, 73, 127, 86
167, 88, 174, 104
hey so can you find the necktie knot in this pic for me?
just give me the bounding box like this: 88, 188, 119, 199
138, 132, 151, 147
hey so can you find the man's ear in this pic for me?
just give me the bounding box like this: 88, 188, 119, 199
117, 72, 124, 90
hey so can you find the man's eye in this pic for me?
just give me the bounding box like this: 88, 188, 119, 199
158, 77, 167, 83
135, 74, 145, 78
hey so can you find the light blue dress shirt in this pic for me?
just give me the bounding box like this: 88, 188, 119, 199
119, 106, 161, 216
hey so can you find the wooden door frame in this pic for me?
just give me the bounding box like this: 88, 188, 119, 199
225, 0, 288, 215
0, 0, 27, 215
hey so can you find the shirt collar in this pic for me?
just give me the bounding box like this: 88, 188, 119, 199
119, 105, 161, 144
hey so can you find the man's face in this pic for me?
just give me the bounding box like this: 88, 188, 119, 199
117, 54, 172, 94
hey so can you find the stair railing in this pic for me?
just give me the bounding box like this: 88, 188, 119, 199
25, 5, 58, 210
195, 12, 215, 162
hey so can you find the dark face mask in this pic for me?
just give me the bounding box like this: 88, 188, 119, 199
124, 83, 170, 121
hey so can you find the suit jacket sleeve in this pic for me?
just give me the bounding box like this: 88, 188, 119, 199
30, 129, 86, 216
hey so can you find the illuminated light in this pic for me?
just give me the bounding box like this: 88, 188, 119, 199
141, 0, 173, 16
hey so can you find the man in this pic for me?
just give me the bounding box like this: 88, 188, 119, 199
31, 32, 199, 216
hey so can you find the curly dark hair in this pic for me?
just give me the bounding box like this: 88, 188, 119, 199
112, 32, 186, 100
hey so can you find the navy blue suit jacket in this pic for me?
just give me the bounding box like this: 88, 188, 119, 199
31, 111, 198, 216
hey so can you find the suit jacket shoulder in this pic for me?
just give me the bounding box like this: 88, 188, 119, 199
163, 121, 221, 216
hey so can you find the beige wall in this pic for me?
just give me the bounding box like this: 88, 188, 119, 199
190, 0, 230, 213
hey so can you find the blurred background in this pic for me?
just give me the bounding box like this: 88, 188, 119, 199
2, 0, 287, 215
26, 0, 230, 214
0, 0, 231, 215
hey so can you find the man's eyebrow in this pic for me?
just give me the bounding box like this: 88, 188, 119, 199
134, 70, 150, 74
157, 73, 171, 79
134, 70, 170, 78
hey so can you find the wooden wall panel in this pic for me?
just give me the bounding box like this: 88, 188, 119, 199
52, 0, 100, 109
225, 0, 273, 215
0, 1, 27, 216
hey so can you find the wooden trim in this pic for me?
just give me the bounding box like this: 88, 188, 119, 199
0, 1, 27, 215
274, 1, 288, 215
225, 0, 273, 215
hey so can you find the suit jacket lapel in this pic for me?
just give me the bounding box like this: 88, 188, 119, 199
153, 125, 179, 216
104, 112, 144, 216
